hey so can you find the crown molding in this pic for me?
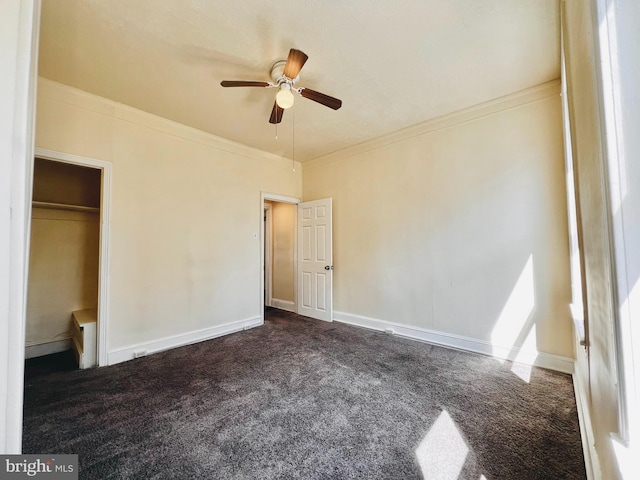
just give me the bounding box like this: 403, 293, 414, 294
304, 79, 561, 169
37, 77, 295, 166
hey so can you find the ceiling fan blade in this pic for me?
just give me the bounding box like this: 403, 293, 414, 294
299, 88, 342, 110
283, 49, 308, 79
269, 102, 284, 124
220, 80, 271, 87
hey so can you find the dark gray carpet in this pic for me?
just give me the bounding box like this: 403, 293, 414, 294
23, 309, 585, 479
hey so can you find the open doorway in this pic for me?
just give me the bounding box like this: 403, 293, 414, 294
26, 148, 112, 370
260, 194, 334, 324
25, 157, 100, 372
263, 200, 297, 313
261, 194, 299, 320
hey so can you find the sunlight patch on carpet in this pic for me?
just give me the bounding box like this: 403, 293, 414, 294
415, 410, 468, 480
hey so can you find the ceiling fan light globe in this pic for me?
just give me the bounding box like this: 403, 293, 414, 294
276, 89, 294, 109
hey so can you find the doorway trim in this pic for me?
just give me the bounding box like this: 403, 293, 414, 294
260, 192, 300, 323
264, 202, 273, 308
34, 147, 112, 366
2, 0, 41, 454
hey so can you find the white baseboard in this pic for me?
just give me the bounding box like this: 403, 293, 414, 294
271, 298, 296, 313
108, 316, 263, 365
25, 337, 72, 359
333, 311, 574, 374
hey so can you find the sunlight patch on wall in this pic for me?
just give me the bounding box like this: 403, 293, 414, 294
491, 255, 535, 359
416, 410, 468, 480
511, 327, 537, 383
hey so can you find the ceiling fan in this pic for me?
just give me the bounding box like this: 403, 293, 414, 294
220, 49, 342, 124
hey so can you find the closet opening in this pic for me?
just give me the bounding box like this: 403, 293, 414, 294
25, 157, 102, 372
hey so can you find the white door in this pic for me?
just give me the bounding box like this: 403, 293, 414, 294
297, 198, 333, 321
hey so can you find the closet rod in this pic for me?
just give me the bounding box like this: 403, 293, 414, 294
32, 201, 99, 214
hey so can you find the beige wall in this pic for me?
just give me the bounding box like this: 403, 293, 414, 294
26, 208, 99, 346
271, 202, 295, 303
303, 82, 573, 361
35, 78, 302, 353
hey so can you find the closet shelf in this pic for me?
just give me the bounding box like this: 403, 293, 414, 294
32, 201, 99, 213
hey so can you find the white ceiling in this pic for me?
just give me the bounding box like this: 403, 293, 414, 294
38, 0, 560, 162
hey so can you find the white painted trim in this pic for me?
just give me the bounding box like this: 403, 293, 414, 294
34, 147, 112, 367
264, 203, 273, 307
592, 0, 639, 450
333, 311, 574, 374
34, 148, 111, 169
108, 316, 262, 365
0, 0, 41, 454
260, 193, 300, 323
573, 366, 602, 480
560, 5, 588, 349
261, 193, 301, 204
585, 0, 627, 443
271, 299, 296, 313
25, 338, 72, 359
304, 80, 561, 168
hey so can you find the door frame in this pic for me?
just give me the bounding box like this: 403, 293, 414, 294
34, 148, 112, 367
2, 0, 41, 453
263, 202, 273, 307
260, 193, 300, 322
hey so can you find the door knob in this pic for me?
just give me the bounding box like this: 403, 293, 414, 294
324, 265, 333, 270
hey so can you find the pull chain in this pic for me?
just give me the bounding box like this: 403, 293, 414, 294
292, 105, 296, 172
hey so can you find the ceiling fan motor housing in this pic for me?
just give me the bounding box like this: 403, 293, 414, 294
271, 60, 299, 86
